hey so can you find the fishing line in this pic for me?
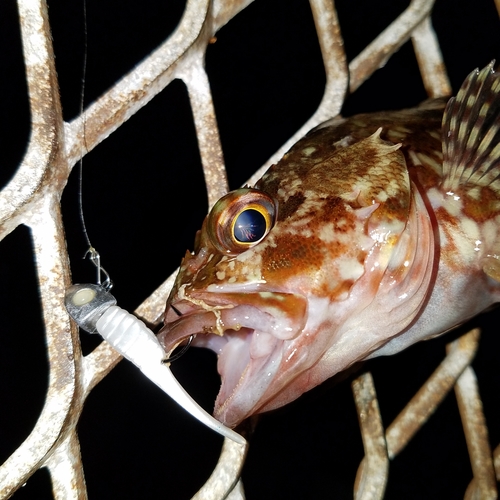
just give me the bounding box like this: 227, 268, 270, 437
76, 0, 112, 291
78, 0, 89, 248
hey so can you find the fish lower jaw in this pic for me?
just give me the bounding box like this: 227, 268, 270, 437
191, 327, 281, 428
213, 331, 252, 424
214, 352, 282, 429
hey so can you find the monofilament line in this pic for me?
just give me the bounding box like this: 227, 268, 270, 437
78, 0, 90, 249
77, 0, 112, 291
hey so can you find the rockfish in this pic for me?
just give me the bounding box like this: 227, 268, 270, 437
158, 64, 500, 429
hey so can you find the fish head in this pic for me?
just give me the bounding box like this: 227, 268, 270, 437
159, 129, 433, 428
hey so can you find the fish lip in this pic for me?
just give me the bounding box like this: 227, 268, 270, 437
159, 290, 308, 352
158, 304, 268, 354
158, 291, 306, 352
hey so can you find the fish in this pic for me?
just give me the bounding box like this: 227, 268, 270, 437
158, 63, 500, 429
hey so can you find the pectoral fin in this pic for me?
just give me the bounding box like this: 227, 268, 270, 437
441, 63, 500, 283
441, 62, 500, 194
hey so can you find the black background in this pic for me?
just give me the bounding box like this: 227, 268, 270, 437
1, 0, 500, 498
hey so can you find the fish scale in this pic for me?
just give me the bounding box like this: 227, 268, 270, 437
159, 64, 500, 429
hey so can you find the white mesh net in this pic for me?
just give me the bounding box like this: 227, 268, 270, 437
1, 0, 499, 498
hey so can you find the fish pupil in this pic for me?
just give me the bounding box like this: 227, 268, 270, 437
233, 209, 267, 243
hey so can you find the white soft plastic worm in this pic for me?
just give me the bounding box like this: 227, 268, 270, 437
65, 283, 246, 446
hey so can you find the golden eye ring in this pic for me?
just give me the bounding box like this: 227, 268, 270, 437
207, 188, 277, 254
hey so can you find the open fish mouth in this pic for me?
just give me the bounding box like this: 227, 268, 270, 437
157, 291, 308, 427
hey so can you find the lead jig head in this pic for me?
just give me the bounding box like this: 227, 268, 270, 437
65, 283, 116, 333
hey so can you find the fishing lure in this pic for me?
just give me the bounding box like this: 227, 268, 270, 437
65, 282, 246, 445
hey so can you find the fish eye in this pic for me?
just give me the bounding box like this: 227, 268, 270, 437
207, 188, 277, 254
233, 208, 267, 243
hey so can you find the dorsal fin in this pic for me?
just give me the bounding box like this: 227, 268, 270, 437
441, 62, 500, 193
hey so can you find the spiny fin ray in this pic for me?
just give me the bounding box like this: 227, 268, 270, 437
442, 62, 500, 193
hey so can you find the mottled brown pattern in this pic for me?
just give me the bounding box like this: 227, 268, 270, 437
288, 103, 445, 193
318, 196, 353, 227
462, 186, 500, 222
275, 192, 306, 221
433, 206, 461, 270
301, 133, 408, 220
319, 277, 355, 299
255, 174, 281, 199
